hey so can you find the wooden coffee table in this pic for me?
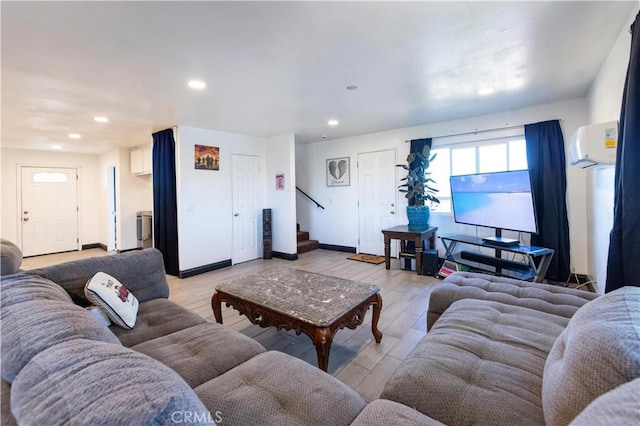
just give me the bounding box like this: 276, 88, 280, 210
211, 267, 383, 371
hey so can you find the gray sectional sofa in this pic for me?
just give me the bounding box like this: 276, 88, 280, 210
1, 249, 374, 425
381, 272, 640, 425
1, 247, 638, 425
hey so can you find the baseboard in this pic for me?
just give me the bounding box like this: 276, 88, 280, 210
318, 243, 357, 253
179, 259, 232, 278
82, 243, 107, 251
272, 251, 298, 261
117, 247, 142, 254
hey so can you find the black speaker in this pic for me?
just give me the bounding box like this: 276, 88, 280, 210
421, 249, 439, 276
263, 208, 272, 259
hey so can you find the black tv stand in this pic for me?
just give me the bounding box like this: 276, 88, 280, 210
440, 234, 554, 282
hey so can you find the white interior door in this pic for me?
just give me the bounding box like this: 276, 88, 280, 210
21, 167, 79, 257
232, 154, 261, 264
358, 150, 397, 256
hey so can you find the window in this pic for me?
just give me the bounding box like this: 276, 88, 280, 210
430, 137, 528, 213
32, 172, 68, 183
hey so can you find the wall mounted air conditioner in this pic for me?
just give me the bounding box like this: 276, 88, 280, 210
569, 121, 618, 168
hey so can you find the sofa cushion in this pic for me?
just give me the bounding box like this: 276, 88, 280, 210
428, 272, 598, 330
381, 298, 569, 426
568, 378, 640, 425
10, 339, 209, 425
131, 322, 266, 388
1, 299, 120, 383
109, 298, 206, 347
27, 248, 169, 306
85, 271, 139, 329
542, 286, 640, 426
0, 238, 22, 276
0, 273, 72, 309
351, 400, 444, 426
195, 351, 366, 426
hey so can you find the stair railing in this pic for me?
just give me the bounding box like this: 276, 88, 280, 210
296, 187, 325, 209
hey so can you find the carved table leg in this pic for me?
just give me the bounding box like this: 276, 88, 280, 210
313, 327, 334, 372
384, 235, 391, 270
415, 237, 423, 275
211, 291, 223, 324
371, 293, 383, 343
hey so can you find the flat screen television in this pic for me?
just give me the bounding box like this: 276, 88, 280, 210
450, 170, 538, 237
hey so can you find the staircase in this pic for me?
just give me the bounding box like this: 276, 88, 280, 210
297, 224, 319, 254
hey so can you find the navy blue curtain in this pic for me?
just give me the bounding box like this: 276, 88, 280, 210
606, 13, 640, 293
525, 120, 571, 282
152, 129, 179, 276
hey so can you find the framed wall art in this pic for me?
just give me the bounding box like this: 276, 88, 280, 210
194, 144, 219, 170
326, 157, 350, 187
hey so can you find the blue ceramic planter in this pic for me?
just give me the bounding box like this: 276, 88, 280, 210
407, 205, 431, 229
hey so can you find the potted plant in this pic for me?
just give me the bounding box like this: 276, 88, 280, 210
396, 143, 440, 229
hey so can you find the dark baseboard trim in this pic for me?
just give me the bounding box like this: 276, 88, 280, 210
117, 248, 142, 254
272, 251, 298, 261
318, 243, 357, 253
179, 259, 232, 278
82, 243, 108, 251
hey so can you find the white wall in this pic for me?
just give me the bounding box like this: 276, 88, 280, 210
296, 98, 590, 274
586, 5, 638, 293
174, 126, 267, 271
265, 134, 297, 255
1, 148, 100, 247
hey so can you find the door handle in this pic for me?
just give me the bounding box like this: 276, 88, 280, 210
390, 203, 394, 207
390, 211, 395, 215
23, 211, 29, 214
23, 217, 29, 222
234, 213, 239, 217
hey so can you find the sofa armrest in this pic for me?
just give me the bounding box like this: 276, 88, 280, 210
26, 249, 170, 306
427, 272, 598, 330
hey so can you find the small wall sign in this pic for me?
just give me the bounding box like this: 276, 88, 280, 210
276, 173, 285, 190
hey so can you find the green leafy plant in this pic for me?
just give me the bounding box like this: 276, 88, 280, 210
396, 144, 440, 207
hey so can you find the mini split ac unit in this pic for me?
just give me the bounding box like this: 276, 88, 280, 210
569, 121, 618, 169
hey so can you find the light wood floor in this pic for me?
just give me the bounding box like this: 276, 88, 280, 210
21, 248, 441, 402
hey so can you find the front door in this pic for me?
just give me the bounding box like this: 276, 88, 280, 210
232, 154, 261, 264
21, 167, 79, 257
358, 150, 397, 256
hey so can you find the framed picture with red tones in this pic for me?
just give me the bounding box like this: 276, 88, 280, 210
194, 145, 219, 170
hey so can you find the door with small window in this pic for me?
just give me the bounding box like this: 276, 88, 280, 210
20, 167, 79, 256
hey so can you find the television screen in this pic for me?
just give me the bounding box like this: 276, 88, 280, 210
450, 170, 538, 234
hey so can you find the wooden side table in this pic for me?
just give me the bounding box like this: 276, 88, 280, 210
381, 225, 438, 275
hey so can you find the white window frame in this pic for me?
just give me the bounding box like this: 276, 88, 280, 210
430, 127, 526, 214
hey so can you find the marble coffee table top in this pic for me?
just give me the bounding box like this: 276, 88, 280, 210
215, 267, 380, 326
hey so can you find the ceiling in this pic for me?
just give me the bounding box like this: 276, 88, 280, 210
1, 1, 636, 154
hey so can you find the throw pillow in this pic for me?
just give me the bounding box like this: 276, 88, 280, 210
84, 272, 138, 329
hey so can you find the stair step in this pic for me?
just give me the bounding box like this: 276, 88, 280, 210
297, 231, 310, 242
297, 239, 320, 254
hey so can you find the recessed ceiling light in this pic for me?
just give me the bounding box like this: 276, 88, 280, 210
94, 116, 109, 123
328, 119, 339, 126
51, 145, 62, 149
68, 133, 81, 139
346, 85, 358, 91
478, 87, 495, 96
188, 80, 206, 90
